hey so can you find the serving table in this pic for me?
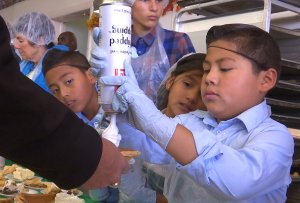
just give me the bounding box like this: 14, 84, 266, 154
0, 160, 102, 203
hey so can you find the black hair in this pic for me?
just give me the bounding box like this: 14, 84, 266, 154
42, 48, 90, 76
206, 24, 281, 82
46, 42, 55, 49
156, 53, 205, 111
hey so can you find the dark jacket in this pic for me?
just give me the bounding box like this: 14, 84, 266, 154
0, 16, 102, 189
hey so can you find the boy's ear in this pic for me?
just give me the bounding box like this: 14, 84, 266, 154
166, 75, 175, 91
87, 68, 97, 84
259, 68, 277, 93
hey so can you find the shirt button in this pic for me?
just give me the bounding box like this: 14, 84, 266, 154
216, 130, 221, 134
138, 51, 141, 54
140, 38, 144, 41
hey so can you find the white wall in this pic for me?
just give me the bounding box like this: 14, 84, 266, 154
66, 17, 89, 55
0, 0, 92, 22
0, 0, 94, 55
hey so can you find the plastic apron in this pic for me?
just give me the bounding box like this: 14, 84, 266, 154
131, 24, 170, 104
19, 56, 50, 93
19, 45, 69, 93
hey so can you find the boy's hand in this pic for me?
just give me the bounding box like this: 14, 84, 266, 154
99, 62, 178, 150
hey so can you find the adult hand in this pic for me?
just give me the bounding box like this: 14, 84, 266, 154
99, 62, 178, 150
82, 138, 130, 189
89, 27, 138, 78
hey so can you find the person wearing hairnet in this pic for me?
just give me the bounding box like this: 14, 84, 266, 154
90, 0, 195, 103
13, 12, 68, 93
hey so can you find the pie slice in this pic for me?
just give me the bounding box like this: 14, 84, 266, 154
119, 148, 141, 162
0, 198, 14, 203
14, 196, 26, 203
24, 178, 47, 188
20, 193, 56, 203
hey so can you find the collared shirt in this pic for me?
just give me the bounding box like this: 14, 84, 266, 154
76, 106, 109, 131
118, 100, 294, 203
131, 27, 196, 67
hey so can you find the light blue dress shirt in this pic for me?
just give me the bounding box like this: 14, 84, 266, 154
76, 106, 106, 130
118, 100, 294, 203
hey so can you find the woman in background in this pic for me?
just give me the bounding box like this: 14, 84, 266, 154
13, 11, 68, 93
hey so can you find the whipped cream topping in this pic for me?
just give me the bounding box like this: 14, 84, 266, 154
102, 114, 121, 147
4, 180, 24, 192
55, 190, 84, 203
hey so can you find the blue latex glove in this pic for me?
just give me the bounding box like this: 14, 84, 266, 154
99, 61, 178, 150
119, 159, 156, 203
89, 27, 138, 78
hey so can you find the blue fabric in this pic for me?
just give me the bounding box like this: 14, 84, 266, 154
19, 45, 69, 93
132, 27, 195, 67
118, 100, 294, 203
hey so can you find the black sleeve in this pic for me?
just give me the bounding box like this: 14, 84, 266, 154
0, 16, 102, 189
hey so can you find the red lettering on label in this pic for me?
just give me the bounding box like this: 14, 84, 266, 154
120, 69, 125, 76
115, 69, 118, 76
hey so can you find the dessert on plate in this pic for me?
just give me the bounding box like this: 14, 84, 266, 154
44, 183, 80, 196
0, 180, 5, 187
0, 180, 25, 195
0, 198, 14, 203
119, 148, 141, 162
24, 178, 47, 188
19, 193, 56, 203
13, 168, 34, 181
55, 192, 85, 203
0, 174, 5, 181
14, 195, 26, 203
2, 165, 21, 174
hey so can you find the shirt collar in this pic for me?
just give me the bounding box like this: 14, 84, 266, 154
131, 26, 156, 47
76, 106, 103, 123
190, 100, 270, 132
235, 99, 271, 132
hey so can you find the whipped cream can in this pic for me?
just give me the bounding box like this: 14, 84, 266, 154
98, 1, 132, 113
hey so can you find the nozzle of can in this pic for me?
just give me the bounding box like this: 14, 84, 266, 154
102, 113, 121, 147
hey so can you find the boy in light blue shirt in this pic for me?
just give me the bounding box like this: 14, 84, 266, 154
100, 24, 294, 202
42, 49, 118, 202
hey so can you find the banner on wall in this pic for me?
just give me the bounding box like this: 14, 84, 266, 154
0, 0, 24, 10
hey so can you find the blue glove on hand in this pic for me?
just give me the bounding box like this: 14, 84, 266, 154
89, 28, 106, 77
119, 159, 156, 203
89, 27, 138, 78
99, 61, 178, 150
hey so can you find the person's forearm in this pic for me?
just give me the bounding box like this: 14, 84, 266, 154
83, 138, 130, 190
165, 124, 198, 165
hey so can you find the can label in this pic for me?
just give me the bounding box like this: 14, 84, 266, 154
98, 3, 132, 112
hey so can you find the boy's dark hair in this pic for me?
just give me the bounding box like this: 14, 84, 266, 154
42, 48, 90, 76
156, 53, 205, 111
206, 24, 281, 81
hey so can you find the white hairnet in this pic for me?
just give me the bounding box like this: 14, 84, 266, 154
12, 12, 55, 46
123, 0, 169, 8
3, 18, 15, 40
